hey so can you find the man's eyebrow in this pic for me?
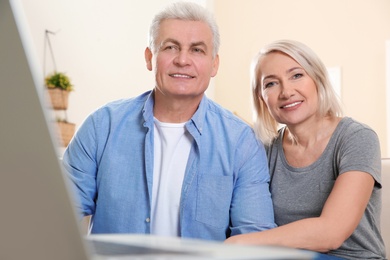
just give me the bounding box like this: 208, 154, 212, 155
191, 41, 207, 47
191, 41, 208, 51
160, 39, 208, 50
160, 38, 180, 47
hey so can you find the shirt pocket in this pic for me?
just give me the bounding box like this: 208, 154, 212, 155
195, 175, 233, 228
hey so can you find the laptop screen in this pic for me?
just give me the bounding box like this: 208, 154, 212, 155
0, 0, 90, 259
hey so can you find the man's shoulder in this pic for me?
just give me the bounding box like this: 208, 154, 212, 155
205, 98, 252, 129
106, 91, 150, 108
96, 91, 150, 113
86, 91, 152, 124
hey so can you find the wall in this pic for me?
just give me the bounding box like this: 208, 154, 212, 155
20, 0, 210, 137
21, 0, 390, 156
214, 0, 390, 156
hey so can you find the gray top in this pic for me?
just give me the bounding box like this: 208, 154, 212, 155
267, 117, 386, 259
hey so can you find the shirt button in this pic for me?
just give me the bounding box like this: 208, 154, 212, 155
145, 218, 150, 223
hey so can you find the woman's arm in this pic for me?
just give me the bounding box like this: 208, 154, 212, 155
225, 171, 374, 252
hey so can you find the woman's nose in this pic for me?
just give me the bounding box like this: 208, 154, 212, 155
279, 83, 294, 99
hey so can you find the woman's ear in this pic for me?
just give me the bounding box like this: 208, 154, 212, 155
144, 47, 153, 71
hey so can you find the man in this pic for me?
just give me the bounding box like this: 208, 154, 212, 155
63, 2, 275, 241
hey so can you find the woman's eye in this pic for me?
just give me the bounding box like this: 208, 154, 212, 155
292, 73, 303, 79
264, 82, 275, 88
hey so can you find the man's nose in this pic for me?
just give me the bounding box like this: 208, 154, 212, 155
174, 51, 191, 66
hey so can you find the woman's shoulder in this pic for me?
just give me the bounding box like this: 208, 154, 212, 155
338, 117, 376, 132
333, 117, 379, 146
331, 117, 380, 162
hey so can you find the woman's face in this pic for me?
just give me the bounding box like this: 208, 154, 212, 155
258, 52, 318, 126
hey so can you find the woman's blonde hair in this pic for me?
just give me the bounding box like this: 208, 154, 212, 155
251, 40, 343, 145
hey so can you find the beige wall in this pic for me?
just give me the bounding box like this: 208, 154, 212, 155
213, 0, 390, 157
21, 0, 210, 143
22, 0, 390, 156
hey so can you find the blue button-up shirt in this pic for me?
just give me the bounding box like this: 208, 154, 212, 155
63, 91, 276, 241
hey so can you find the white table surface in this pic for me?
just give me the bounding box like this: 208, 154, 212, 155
86, 234, 317, 260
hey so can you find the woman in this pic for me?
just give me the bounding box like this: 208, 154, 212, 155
226, 40, 386, 259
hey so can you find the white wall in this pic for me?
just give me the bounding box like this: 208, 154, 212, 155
20, 0, 390, 156
21, 0, 211, 132
387, 40, 390, 156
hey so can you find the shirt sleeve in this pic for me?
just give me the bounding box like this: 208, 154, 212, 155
336, 121, 382, 187
229, 127, 277, 236
62, 112, 101, 218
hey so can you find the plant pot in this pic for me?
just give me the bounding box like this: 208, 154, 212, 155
56, 121, 75, 147
47, 88, 69, 110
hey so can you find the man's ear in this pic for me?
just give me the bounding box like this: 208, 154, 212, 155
144, 47, 153, 71
211, 54, 219, 77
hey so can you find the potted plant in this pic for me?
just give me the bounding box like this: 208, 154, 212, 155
56, 118, 76, 147
45, 71, 74, 110
45, 71, 75, 146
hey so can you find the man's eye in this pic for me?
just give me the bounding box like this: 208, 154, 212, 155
193, 47, 205, 53
164, 45, 177, 51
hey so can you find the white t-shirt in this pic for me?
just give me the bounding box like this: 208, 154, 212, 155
151, 118, 192, 237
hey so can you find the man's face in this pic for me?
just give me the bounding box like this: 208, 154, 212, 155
145, 19, 219, 102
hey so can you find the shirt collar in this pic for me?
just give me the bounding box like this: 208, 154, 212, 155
142, 90, 208, 135
188, 94, 208, 135
142, 91, 155, 127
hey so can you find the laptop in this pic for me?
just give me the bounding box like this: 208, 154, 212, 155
0, 0, 316, 259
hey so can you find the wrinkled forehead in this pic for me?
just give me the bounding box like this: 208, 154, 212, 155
155, 19, 213, 48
